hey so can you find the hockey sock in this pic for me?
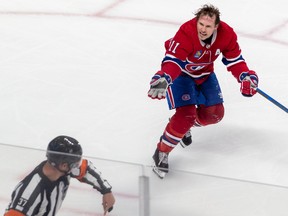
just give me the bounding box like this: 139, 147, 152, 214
159, 105, 196, 153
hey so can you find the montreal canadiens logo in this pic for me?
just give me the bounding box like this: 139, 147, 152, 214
185, 63, 206, 71
182, 94, 190, 101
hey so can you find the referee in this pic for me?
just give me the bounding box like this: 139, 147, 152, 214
4, 135, 115, 216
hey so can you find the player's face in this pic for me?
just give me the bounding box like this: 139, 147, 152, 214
197, 14, 218, 40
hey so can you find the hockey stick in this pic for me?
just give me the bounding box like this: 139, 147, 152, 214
256, 88, 288, 113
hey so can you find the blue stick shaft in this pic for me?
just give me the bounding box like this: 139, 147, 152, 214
256, 88, 288, 113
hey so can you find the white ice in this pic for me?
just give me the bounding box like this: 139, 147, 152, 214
0, 0, 287, 215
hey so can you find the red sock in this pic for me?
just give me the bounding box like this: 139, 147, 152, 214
159, 105, 196, 153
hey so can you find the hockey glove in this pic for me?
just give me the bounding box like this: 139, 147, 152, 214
240, 70, 258, 97
148, 71, 172, 99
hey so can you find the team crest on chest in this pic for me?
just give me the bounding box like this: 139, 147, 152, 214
194, 50, 203, 58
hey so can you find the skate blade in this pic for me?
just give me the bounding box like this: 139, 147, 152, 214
180, 140, 188, 148
152, 166, 166, 179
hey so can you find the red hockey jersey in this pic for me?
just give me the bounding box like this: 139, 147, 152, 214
161, 17, 249, 83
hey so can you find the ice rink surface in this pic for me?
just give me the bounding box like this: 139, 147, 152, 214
0, 0, 287, 215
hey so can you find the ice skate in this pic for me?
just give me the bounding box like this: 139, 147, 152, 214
180, 129, 192, 148
152, 148, 169, 179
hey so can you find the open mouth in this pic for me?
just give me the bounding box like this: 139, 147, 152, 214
199, 32, 207, 37
198, 33, 207, 40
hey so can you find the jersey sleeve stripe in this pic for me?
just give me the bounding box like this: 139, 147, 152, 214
4, 209, 25, 216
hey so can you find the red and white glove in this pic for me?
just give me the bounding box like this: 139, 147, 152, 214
239, 70, 258, 97
148, 71, 172, 99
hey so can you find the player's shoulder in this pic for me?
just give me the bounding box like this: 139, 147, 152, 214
217, 20, 238, 42
176, 18, 197, 40
218, 21, 236, 35
179, 18, 197, 31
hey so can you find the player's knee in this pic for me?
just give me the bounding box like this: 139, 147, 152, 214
175, 105, 197, 122
197, 103, 224, 126
169, 105, 197, 133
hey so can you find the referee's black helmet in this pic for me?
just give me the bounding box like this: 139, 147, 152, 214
46, 135, 83, 169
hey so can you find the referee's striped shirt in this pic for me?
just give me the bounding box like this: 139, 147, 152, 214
4, 159, 112, 216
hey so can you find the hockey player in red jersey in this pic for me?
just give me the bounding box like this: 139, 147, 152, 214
148, 4, 259, 178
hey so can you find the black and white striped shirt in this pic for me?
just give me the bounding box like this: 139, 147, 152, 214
5, 159, 112, 216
